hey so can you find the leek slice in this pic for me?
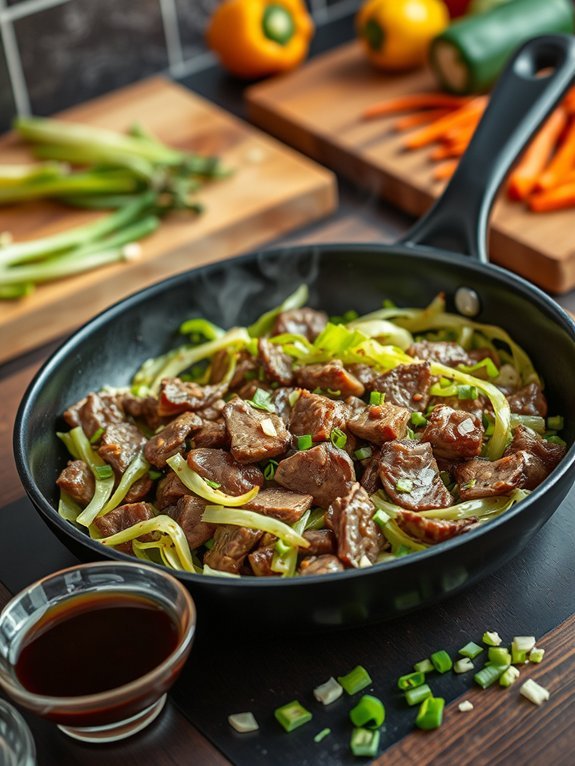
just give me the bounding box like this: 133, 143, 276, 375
166, 454, 260, 506
98, 453, 150, 517
271, 509, 311, 576
58, 492, 82, 523
68, 426, 115, 527
201, 505, 310, 548
346, 319, 413, 350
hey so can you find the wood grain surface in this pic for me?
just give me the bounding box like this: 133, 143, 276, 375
0, 77, 337, 364
246, 41, 575, 294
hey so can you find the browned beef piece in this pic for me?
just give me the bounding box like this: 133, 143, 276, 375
456, 451, 538, 499
408, 340, 473, 368
204, 526, 263, 574
93, 501, 155, 539
192, 420, 229, 449
506, 383, 548, 418
167, 494, 214, 550
326, 483, 383, 567
64, 392, 125, 439
243, 487, 313, 524
157, 377, 226, 418
123, 475, 153, 504
120, 393, 164, 432
348, 403, 410, 444
360, 449, 382, 494
294, 360, 365, 398
258, 339, 293, 385
248, 545, 279, 577
347, 364, 378, 390
233, 380, 273, 401
345, 395, 366, 418
275, 443, 355, 508
301, 529, 336, 556
187, 448, 264, 495
372, 363, 432, 412
211, 349, 259, 389
420, 405, 484, 461
504, 425, 566, 472
289, 390, 348, 442
379, 440, 453, 510
144, 412, 201, 468
198, 399, 226, 422
429, 394, 486, 421
272, 307, 328, 341
155, 472, 188, 510
56, 460, 95, 507
223, 398, 291, 463
299, 555, 344, 575
98, 422, 147, 474
396, 509, 475, 544
272, 387, 297, 426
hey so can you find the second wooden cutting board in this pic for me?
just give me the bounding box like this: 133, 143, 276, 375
247, 41, 575, 294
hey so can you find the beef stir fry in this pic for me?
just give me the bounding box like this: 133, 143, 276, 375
56, 287, 568, 577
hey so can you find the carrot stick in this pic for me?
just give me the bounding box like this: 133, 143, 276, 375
433, 160, 458, 181
507, 107, 568, 201
564, 87, 575, 115
443, 116, 481, 144
430, 140, 469, 161
362, 93, 470, 120
528, 181, 575, 212
403, 97, 488, 149
536, 117, 575, 192
393, 108, 453, 132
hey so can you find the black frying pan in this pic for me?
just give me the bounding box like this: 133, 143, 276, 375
14, 36, 575, 632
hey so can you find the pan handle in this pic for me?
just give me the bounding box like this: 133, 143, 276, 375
399, 34, 575, 262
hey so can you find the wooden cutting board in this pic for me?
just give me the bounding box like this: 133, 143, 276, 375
247, 41, 575, 294
0, 77, 337, 363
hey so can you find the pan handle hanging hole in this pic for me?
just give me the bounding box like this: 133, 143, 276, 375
454, 287, 481, 318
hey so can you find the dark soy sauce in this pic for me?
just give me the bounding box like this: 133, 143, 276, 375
15, 592, 180, 697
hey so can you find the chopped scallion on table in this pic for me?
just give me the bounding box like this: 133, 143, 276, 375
520, 679, 550, 706
397, 671, 426, 691
482, 631, 502, 646
337, 666, 372, 695
430, 650, 453, 673
454, 658, 474, 674
458, 641, 484, 660
529, 647, 545, 663
313, 728, 331, 743
313, 677, 343, 705
350, 727, 380, 757
413, 659, 434, 674
488, 647, 512, 666
499, 666, 520, 687
415, 697, 444, 731
228, 712, 259, 733
349, 695, 385, 729
474, 664, 505, 689
274, 701, 312, 732
405, 683, 432, 707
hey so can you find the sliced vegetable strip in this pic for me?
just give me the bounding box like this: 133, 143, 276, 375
536, 117, 575, 192
362, 93, 470, 120
403, 98, 487, 150
201, 506, 310, 548
167, 454, 260, 507
67, 427, 115, 527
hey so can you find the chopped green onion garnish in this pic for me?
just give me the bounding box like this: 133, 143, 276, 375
529, 647, 545, 663
313, 677, 343, 705
430, 650, 452, 674
546, 415, 564, 431
459, 642, 483, 660
264, 460, 278, 480
297, 434, 313, 451
413, 659, 434, 674
204, 479, 221, 489
458, 700, 474, 712
369, 391, 383, 405
520, 678, 550, 705
372, 509, 390, 528
545, 435, 566, 446
313, 728, 331, 743
94, 464, 113, 480
248, 388, 276, 413
460, 479, 477, 491
355, 446, 373, 461
415, 696, 444, 730
89, 427, 104, 444
482, 631, 502, 646
337, 665, 372, 696
488, 647, 512, 666
474, 664, 505, 689
288, 390, 301, 407
499, 666, 520, 687
512, 636, 536, 653
410, 412, 428, 427
349, 695, 385, 729
457, 384, 479, 400
395, 478, 414, 493
350, 727, 380, 757
330, 427, 347, 449
274, 701, 312, 732
457, 358, 499, 379
405, 683, 432, 707
228, 712, 259, 733
454, 658, 474, 674
148, 469, 162, 480
397, 671, 426, 691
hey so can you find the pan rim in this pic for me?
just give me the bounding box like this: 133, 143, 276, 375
13, 242, 575, 587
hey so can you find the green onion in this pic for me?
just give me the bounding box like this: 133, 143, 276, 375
69, 427, 115, 527
274, 701, 312, 732
369, 391, 383, 405
204, 479, 221, 489
337, 666, 372, 695
410, 412, 428, 427
413, 659, 434, 674
148, 469, 162, 481
405, 684, 432, 707
488, 647, 512, 666
474, 664, 505, 689
313, 728, 331, 743
457, 384, 479, 400
499, 666, 520, 688
330, 427, 347, 449
547, 415, 564, 431
94, 464, 113, 480
454, 658, 474, 674
510, 414, 546, 434
354, 446, 373, 460
89, 427, 105, 444
482, 631, 502, 646
350, 727, 380, 758
529, 647, 545, 663
397, 671, 426, 691
313, 677, 343, 705
430, 650, 452, 673
415, 697, 444, 731
520, 679, 550, 705
228, 712, 259, 733
248, 388, 276, 413
459, 642, 483, 660
275, 539, 291, 558
545, 435, 567, 446
297, 434, 313, 451
395, 478, 414, 493
349, 695, 385, 729
457, 358, 499, 379
264, 460, 278, 481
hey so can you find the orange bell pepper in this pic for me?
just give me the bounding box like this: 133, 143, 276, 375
206, 0, 314, 79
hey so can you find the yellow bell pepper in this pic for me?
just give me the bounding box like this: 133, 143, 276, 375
356, 0, 449, 71
207, 0, 314, 79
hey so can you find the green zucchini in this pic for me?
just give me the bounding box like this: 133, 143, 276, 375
429, 0, 575, 94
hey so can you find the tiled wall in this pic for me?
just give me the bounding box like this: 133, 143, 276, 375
0, 0, 360, 132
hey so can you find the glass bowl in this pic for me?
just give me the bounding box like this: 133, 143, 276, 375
0, 699, 36, 765
0, 562, 196, 743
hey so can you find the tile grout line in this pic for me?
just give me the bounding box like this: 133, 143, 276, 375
0, 16, 30, 116
158, 0, 185, 70
2, 0, 70, 23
